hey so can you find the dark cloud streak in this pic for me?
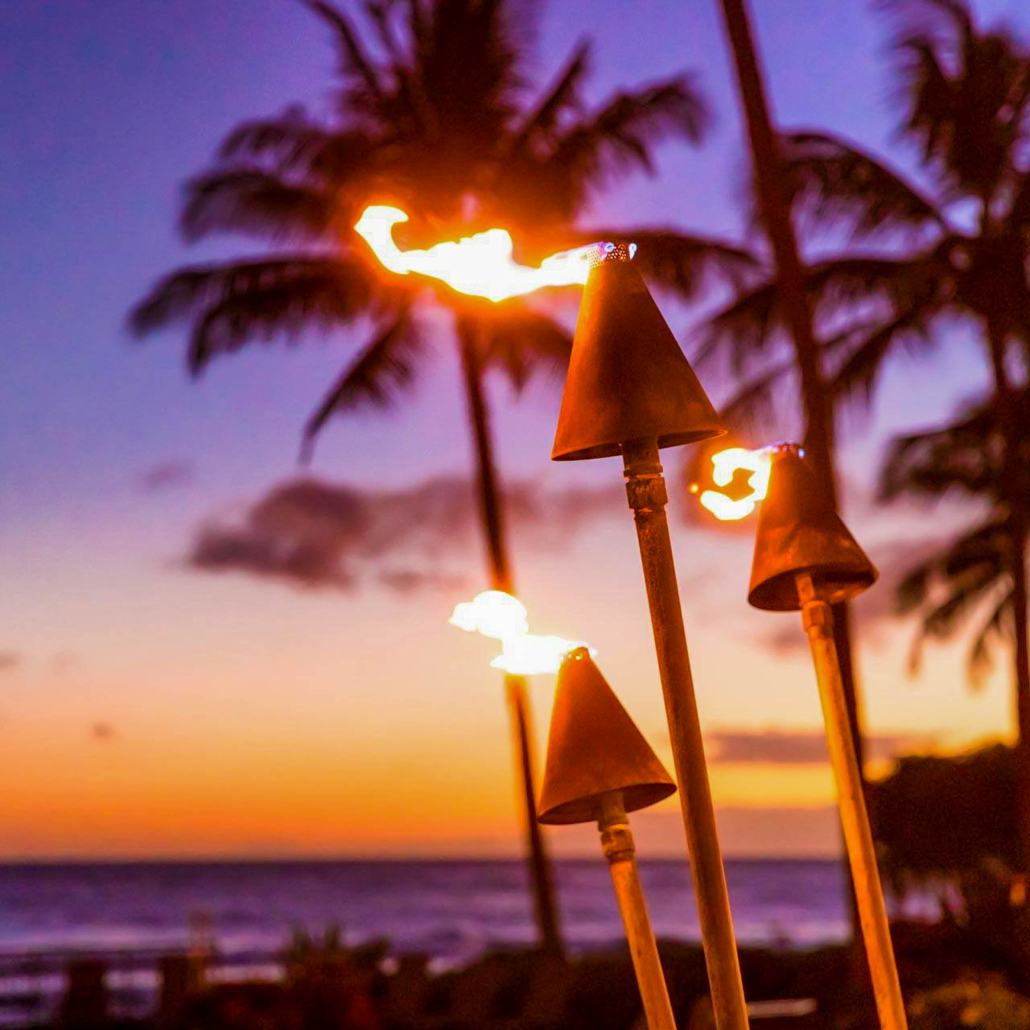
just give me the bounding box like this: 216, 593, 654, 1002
706, 728, 930, 764
185, 475, 623, 595
138, 459, 196, 494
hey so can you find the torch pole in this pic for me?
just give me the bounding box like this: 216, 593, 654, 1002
506, 672, 562, 953
598, 792, 676, 1030
796, 573, 907, 1030
622, 438, 749, 1030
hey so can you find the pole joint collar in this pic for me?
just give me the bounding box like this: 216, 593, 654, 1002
801, 599, 833, 635
600, 823, 635, 864
624, 475, 668, 513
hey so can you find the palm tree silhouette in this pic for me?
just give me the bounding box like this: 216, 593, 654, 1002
701, 0, 1030, 862
709, 0, 873, 950
881, 389, 1030, 705
130, 0, 752, 950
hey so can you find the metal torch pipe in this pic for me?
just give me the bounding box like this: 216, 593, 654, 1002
598, 792, 676, 1030
622, 438, 749, 1030
797, 572, 907, 1030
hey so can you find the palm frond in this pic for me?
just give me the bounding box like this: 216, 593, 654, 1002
697, 247, 952, 379
364, 1, 408, 65
888, 0, 1030, 197
217, 114, 377, 193
179, 169, 338, 242
510, 40, 591, 149
716, 358, 795, 432
781, 129, 946, 238
414, 0, 531, 140
900, 519, 1006, 673
920, 559, 999, 638
549, 75, 709, 191
695, 278, 783, 375
879, 392, 1010, 502
218, 108, 330, 167
894, 517, 1006, 617
968, 585, 1013, 687
129, 255, 390, 374
301, 309, 425, 456
829, 302, 942, 411
479, 304, 572, 391
303, 0, 389, 116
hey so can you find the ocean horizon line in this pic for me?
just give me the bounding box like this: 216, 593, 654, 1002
0, 853, 840, 865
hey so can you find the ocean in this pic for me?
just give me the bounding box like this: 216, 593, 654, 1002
0, 858, 848, 967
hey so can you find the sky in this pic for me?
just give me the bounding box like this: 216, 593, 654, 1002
2, 0, 1029, 860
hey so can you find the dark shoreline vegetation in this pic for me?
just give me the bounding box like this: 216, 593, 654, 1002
33, 927, 1030, 1030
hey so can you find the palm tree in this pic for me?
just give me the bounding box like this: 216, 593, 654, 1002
711, 0, 870, 952
880, 389, 1030, 746
712, 0, 865, 810
699, 0, 1030, 863
130, 0, 752, 951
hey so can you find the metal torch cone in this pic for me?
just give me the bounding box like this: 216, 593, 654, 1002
749, 446, 906, 1030
552, 258, 724, 462
551, 252, 749, 1030
539, 648, 677, 1030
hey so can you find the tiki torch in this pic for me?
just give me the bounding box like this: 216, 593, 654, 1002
538, 647, 677, 1030
551, 249, 748, 1028
748, 445, 906, 1029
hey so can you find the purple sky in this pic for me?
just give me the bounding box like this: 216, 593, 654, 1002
3, 0, 1029, 858
6, 0, 1021, 505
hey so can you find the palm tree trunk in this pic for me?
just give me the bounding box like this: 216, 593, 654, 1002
716, 0, 866, 942
457, 315, 563, 953
1012, 524, 1030, 868
985, 319, 1030, 873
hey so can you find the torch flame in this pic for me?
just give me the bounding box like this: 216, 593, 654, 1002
355, 204, 625, 303
695, 446, 775, 522
449, 590, 593, 675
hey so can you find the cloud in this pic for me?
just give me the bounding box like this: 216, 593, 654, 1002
138, 459, 196, 494
757, 623, 806, 654
90, 722, 118, 742
185, 475, 622, 594
705, 727, 930, 764
0, 651, 21, 672
377, 569, 469, 595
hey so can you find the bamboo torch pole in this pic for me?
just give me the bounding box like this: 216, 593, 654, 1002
538, 648, 681, 1030
550, 249, 748, 1029
747, 444, 906, 1028
599, 792, 676, 1030
622, 439, 749, 1030
797, 573, 907, 1030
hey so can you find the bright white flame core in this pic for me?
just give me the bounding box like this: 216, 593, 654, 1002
355, 204, 608, 302
449, 590, 592, 675
698, 447, 774, 521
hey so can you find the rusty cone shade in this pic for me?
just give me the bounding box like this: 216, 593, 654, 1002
748, 445, 877, 611
551, 255, 725, 461
538, 648, 676, 825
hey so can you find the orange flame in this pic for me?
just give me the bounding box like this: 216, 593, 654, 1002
355, 205, 622, 302
449, 590, 593, 675
692, 446, 775, 522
